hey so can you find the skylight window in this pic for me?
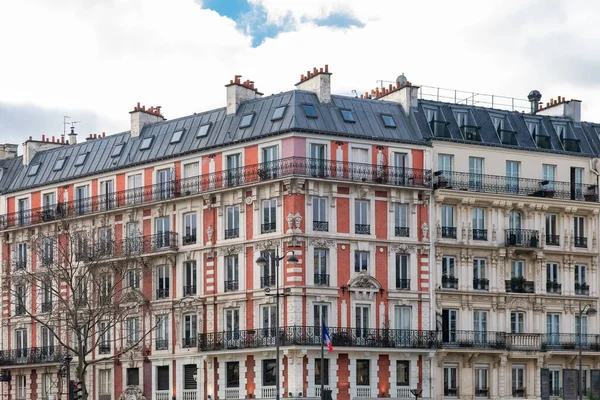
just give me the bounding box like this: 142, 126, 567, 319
197, 123, 211, 138
340, 109, 356, 123
272, 106, 286, 121
140, 137, 154, 150
27, 164, 40, 177
74, 153, 88, 167
53, 157, 67, 171
111, 143, 124, 157
382, 115, 396, 128
239, 113, 254, 128
303, 104, 317, 118
171, 129, 184, 144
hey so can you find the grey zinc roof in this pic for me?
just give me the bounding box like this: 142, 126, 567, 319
2, 90, 425, 194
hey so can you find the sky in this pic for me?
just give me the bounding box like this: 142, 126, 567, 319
1, 0, 599, 148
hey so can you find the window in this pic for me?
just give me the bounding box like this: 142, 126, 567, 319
469, 157, 484, 190
14, 284, 25, 315
156, 315, 169, 349
239, 113, 254, 128
16, 375, 26, 399
454, 111, 467, 128
315, 358, 330, 385
441, 205, 455, 238
442, 309, 458, 342
272, 106, 286, 121
545, 214, 558, 245
41, 283, 53, 312
355, 251, 369, 272
140, 137, 153, 150
183, 261, 196, 296
382, 115, 396, 128
99, 274, 112, 305
512, 366, 525, 394
506, 160, 520, 192
111, 143, 124, 157
475, 366, 489, 395
546, 313, 560, 345
170, 129, 184, 144
356, 360, 370, 386
53, 157, 67, 171
197, 123, 211, 138
155, 216, 170, 247
157, 366, 169, 391
397, 361, 409, 386
394, 203, 409, 237
183, 213, 197, 245
225, 206, 240, 239
127, 173, 143, 204
511, 312, 524, 334
395, 254, 409, 289
183, 162, 199, 179
184, 364, 198, 390
546, 262, 559, 283
27, 163, 40, 176
227, 362, 240, 388
340, 109, 355, 122
313, 197, 328, 231
574, 216, 586, 245
127, 269, 140, 289
491, 116, 503, 132
98, 321, 110, 353
225, 255, 239, 292
17, 198, 29, 226
473, 258, 487, 290
575, 264, 587, 294
260, 145, 279, 179
394, 306, 411, 330
127, 367, 140, 386
126, 317, 140, 343
74, 276, 87, 306
15, 329, 27, 356
527, 121, 538, 136
314, 304, 328, 328
355, 306, 369, 336
576, 314, 588, 336
74, 152, 88, 167
263, 359, 276, 386
157, 265, 169, 299
314, 249, 328, 286
472, 208, 486, 240
16, 242, 27, 270
97, 227, 113, 257
261, 305, 277, 336
442, 257, 456, 289
509, 211, 522, 230
183, 314, 197, 348
261, 199, 277, 233
225, 308, 240, 337
260, 249, 276, 288
543, 164, 556, 189
303, 104, 317, 118
444, 366, 458, 396
511, 260, 524, 278
473, 311, 488, 342
99, 370, 112, 396
438, 154, 453, 173
355, 200, 369, 234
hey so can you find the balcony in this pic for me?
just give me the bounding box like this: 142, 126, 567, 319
563, 138, 581, 152
198, 327, 438, 351
575, 236, 588, 248
396, 279, 410, 290
505, 229, 539, 248
430, 120, 451, 138
313, 221, 329, 232
224, 228, 239, 239
536, 134, 551, 149
472, 229, 487, 241
444, 388, 459, 397
546, 281, 561, 294
506, 279, 535, 294
99, 344, 111, 354
441, 227, 457, 239
93, 233, 179, 259
512, 389, 526, 398
224, 280, 239, 292
13, 260, 26, 271
475, 387, 489, 398
182, 337, 197, 348
183, 285, 196, 296
182, 234, 197, 245
261, 222, 276, 234
41, 301, 52, 313
0, 346, 65, 366
546, 234, 560, 246
261, 275, 275, 288
155, 339, 169, 350
156, 288, 170, 299
0, 157, 432, 231
499, 129, 518, 145
314, 274, 330, 286
473, 278, 489, 291
433, 170, 599, 203
461, 125, 482, 142
441, 330, 506, 349
156, 391, 170, 400
441, 276, 458, 289
395, 227, 409, 237
575, 283, 590, 296
355, 224, 370, 235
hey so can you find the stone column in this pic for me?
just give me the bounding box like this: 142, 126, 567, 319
497, 354, 508, 400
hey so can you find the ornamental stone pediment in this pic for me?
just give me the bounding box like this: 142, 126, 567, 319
347, 271, 382, 291
119, 385, 147, 400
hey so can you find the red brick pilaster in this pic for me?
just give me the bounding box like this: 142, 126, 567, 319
337, 354, 350, 400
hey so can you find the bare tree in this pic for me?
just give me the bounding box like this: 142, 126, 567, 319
8, 218, 160, 400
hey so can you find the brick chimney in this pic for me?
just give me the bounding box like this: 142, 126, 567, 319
22, 135, 67, 166
295, 65, 332, 103
536, 95, 582, 122
367, 74, 419, 116
0, 143, 18, 160
226, 75, 263, 115
130, 103, 166, 137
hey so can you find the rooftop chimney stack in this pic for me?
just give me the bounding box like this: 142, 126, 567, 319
371, 73, 419, 116
527, 90, 542, 114
0, 143, 18, 160
22, 135, 67, 166
226, 75, 263, 115
68, 126, 78, 145
535, 92, 582, 122
130, 102, 166, 137
295, 65, 332, 103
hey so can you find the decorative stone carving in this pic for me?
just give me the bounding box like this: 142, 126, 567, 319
255, 240, 276, 251
421, 222, 429, 242
206, 225, 214, 246
219, 245, 244, 256
507, 296, 532, 310
286, 213, 294, 233
286, 212, 303, 234
309, 238, 335, 248
594, 231, 598, 252
119, 385, 147, 400
347, 270, 382, 290
390, 243, 416, 254
293, 212, 302, 233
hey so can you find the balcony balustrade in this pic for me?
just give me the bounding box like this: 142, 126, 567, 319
505, 229, 539, 248
313, 221, 329, 232
472, 229, 487, 241
575, 283, 590, 296
314, 274, 330, 286
261, 275, 276, 288
261, 223, 276, 234
0, 157, 432, 231
546, 281, 562, 294
546, 234, 560, 246
224, 228, 239, 239
473, 278, 489, 291
224, 280, 239, 292
506, 279, 535, 293
74, 233, 178, 261
441, 227, 457, 239
441, 276, 458, 289
395, 227, 409, 237
0, 346, 65, 366
575, 236, 588, 248
355, 224, 370, 235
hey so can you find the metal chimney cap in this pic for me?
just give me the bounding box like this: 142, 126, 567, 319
528, 90, 542, 102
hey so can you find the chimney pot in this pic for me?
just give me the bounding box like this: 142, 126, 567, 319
52, 136, 55, 142
325, 64, 329, 73
29, 136, 32, 140
102, 132, 106, 137
46, 138, 49, 142
42, 134, 45, 141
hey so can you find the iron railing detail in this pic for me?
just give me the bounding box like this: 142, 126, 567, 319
506, 279, 535, 293
155, 340, 169, 350
575, 283, 590, 296
183, 285, 196, 297
261, 275, 275, 288
0, 346, 65, 365
313, 221, 329, 232
0, 157, 432, 231
261, 223, 276, 234
224, 228, 239, 239
546, 235, 560, 246
182, 234, 197, 245
224, 280, 239, 292
442, 276, 458, 289
156, 288, 170, 299
575, 237, 588, 248
546, 281, 561, 294
355, 224, 370, 235
396, 279, 410, 290
395, 227, 409, 237
314, 274, 330, 286
505, 229, 539, 248
473, 278, 489, 291
472, 229, 487, 241
441, 227, 457, 239
182, 337, 197, 348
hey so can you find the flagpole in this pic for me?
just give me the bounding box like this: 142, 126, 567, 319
320, 314, 325, 400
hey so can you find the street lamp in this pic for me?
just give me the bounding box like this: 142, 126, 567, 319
63, 354, 73, 399
256, 249, 298, 400
578, 302, 597, 400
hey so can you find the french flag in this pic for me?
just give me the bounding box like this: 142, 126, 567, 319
322, 320, 334, 352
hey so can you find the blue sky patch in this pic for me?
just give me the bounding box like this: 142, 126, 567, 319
312, 12, 365, 29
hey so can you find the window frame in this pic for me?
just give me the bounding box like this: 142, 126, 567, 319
74, 152, 88, 167
272, 106, 287, 121
239, 113, 255, 128
197, 123, 212, 138
139, 136, 154, 150
303, 104, 318, 118
381, 114, 396, 128
170, 129, 184, 144
340, 109, 356, 123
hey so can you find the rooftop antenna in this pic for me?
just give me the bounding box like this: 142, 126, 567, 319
63, 116, 70, 137
351, 90, 358, 98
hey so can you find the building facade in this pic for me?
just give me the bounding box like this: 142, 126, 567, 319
0, 68, 599, 400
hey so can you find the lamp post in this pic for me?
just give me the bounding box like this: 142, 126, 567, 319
578, 302, 597, 400
256, 248, 298, 400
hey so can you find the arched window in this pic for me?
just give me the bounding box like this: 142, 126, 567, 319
509, 211, 522, 230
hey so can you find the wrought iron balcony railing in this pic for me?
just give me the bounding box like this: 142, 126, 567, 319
0, 157, 432, 231
441, 227, 457, 239
261, 223, 276, 234
41, 301, 52, 313
182, 234, 197, 245
575, 283, 590, 296
314, 274, 330, 286
261, 275, 276, 288
444, 388, 459, 397
546, 281, 562, 294
155, 339, 169, 350
182, 337, 197, 348
575, 236, 588, 248
505, 229, 539, 248
224, 280, 239, 292
546, 234, 560, 246
98, 344, 111, 354
183, 285, 196, 296
506, 279, 535, 293
76, 233, 179, 260
156, 288, 170, 299
224, 228, 239, 239
441, 276, 458, 289
313, 221, 329, 232
396, 279, 410, 290
395, 227, 409, 237
512, 388, 526, 398
472, 229, 487, 241
473, 278, 489, 291
355, 224, 370, 235
434, 170, 598, 202
0, 346, 65, 366
474, 387, 489, 398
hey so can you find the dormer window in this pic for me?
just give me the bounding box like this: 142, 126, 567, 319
491, 116, 503, 133
140, 137, 154, 150
303, 104, 318, 118
340, 109, 356, 123
170, 129, 184, 144
74, 153, 88, 167
272, 106, 286, 121
426, 107, 450, 138
27, 163, 40, 177
53, 157, 67, 171
239, 113, 254, 128
197, 123, 211, 138
455, 111, 480, 142
528, 121, 551, 149
381, 115, 396, 128
111, 144, 124, 157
